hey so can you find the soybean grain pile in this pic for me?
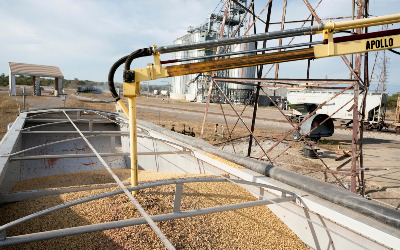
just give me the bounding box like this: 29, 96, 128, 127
0, 170, 306, 249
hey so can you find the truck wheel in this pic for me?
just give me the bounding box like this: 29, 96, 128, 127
292, 131, 301, 141
312, 137, 321, 142
377, 124, 383, 131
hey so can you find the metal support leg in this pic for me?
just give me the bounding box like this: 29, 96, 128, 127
128, 97, 138, 194
200, 81, 214, 138
110, 136, 115, 153
247, 83, 261, 157
0, 230, 5, 241
173, 183, 184, 213
259, 187, 265, 200
88, 120, 93, 131
54, 78, 59, 97
117, 99, 129, 117
360, 0, 369, 197
351, 83, 359, 193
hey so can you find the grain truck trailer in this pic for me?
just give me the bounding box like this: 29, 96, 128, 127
287, 91, 388, 131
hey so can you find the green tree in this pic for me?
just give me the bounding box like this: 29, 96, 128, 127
15, 75, 33, 86
0, 73, 8, 86
387, 93, 399, 110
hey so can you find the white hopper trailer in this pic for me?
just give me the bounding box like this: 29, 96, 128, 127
286, 90, 388, 131
0, 108, 399, 248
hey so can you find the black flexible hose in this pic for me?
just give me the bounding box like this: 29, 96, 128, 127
124, 48, 152, 71
108, 55, 128, 101
107, 47, 153, 102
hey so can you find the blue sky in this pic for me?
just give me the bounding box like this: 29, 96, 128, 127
0, 0, 399, 94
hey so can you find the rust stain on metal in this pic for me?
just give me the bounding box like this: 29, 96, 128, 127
75, 145, 89, 152
62, 145, 90, 152
83, 159, 96, 166
45, 158, 58, 169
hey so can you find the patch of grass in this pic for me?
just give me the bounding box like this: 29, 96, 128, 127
80, 93, 95, 98
291, 141, 304, 149
67, 99, 115, 112
317, 139, 351, 150
0, 94, 25, 140
317, 139, 340, 146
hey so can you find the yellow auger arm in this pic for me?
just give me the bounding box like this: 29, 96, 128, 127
107, 13, 400, 192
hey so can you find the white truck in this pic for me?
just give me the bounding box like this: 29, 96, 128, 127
286, 90, 388, 131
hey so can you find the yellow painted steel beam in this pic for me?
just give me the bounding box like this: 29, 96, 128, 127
124, 48, 315, 81
165, 48, 315, 77
121, 13, 400, 194
123, 81, 140, 193
314, 34, 400, 58
324, 13, 400, 32
122, 52, 171, 193
116, 99, 129, 117
128, 96, 138, 195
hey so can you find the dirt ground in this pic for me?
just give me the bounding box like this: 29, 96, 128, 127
2, 86, 399, 210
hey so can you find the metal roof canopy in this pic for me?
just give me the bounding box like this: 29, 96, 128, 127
8, 62, 63, 78
8, 62, 64, 96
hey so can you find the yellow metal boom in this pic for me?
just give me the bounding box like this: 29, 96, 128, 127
113, 13, 400, 193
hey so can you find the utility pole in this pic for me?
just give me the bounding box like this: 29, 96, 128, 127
161, 81, 169, 102
143, 82, 149, 98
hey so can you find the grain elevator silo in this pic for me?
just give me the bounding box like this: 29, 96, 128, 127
170, 0, 256, 104
170, 17, 218, 101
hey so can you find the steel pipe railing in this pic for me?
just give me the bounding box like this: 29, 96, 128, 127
154, 24, 324, 54
152, 13, 400, 55
161, 41, 323, 64
324, 13, 400, 31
